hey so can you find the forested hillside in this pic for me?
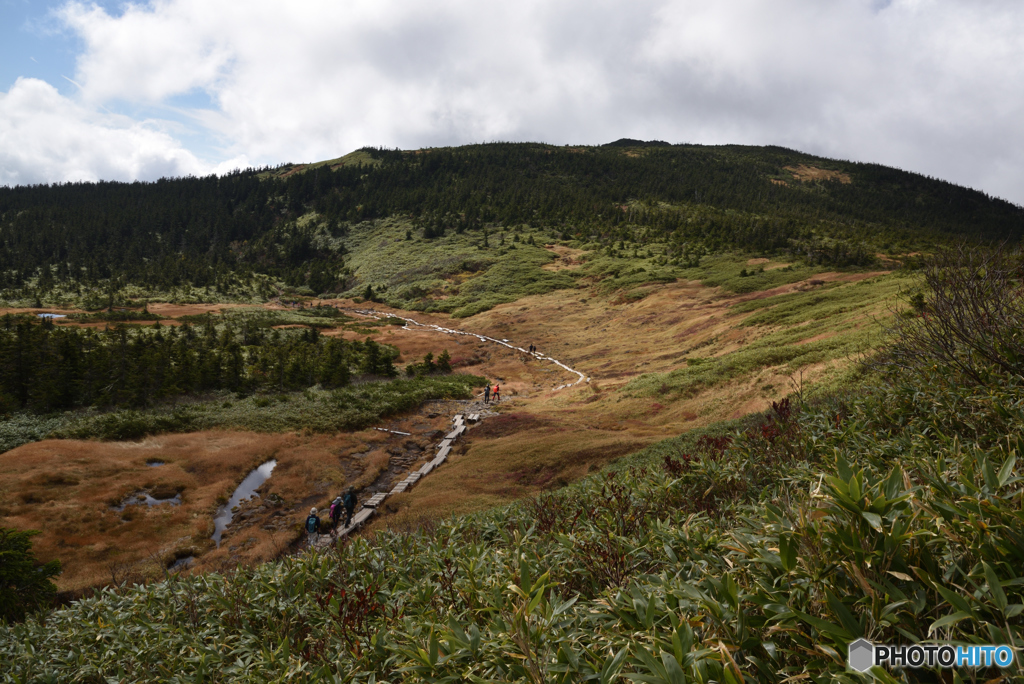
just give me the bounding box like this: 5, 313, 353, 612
1, 143, 1021, 301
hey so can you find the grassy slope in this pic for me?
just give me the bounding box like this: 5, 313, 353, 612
338, 217, 579, 316
625, 272, 904, 400
2, 358, 1020, 682
339, 217, 850, 319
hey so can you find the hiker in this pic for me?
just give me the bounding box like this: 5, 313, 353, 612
493, 384, 500, 402
305, 507, 322, 547
342, 487, 357, 527
483, 384, 491, 403
329, 496, 343, 532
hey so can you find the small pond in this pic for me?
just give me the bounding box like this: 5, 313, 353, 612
168, 556, 194, 571
113, 491, 181, 511
212, 459, 277, 547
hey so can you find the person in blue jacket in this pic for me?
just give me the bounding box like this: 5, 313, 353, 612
305, 507, 321, 546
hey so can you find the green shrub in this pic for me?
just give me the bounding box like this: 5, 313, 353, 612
0, 528, 61, 623
45, 375, 486, 443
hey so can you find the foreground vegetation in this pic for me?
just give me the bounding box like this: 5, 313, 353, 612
2, 250, 1021, 681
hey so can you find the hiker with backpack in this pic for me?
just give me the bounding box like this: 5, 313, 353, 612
342, 487, 357, 527
493, 384, 500, 402
483, 384, 490, 403
329, 496, 343, 532
305, 507, 322, 547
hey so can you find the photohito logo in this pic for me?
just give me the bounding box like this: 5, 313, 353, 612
848, 638, 1016, 672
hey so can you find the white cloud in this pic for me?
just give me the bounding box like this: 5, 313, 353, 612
5, 0, 1023, 203
0, 77, 225, 186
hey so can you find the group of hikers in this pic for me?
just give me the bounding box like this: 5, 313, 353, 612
305, 486, 358, 546
304, 342, 542, 545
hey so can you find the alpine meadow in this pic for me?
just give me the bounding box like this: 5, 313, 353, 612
1, 141, 1023, 682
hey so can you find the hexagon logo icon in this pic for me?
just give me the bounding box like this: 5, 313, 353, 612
848, 638, 875, 672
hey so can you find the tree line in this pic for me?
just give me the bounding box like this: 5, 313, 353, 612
0, 316, 399, 415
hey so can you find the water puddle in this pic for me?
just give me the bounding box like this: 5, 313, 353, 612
169, 556, 194, 571
212, 460, 276, 547
146, 460, 165, 467
113, 491, 181, 511
37, 313, 66, 319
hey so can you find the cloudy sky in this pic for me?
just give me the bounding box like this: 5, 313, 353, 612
1, 0, 1022, 204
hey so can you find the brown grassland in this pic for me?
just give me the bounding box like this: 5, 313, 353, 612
783, 164, 853, 184
0, 261, 899, 592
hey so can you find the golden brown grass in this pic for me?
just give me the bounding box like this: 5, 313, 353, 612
541, 245, 586, 271
1, 268, 899, 590
0, 428, 440, 593
783, 164, 852, 184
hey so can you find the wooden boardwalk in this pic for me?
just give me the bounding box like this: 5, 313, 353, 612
312, 412, 477, 549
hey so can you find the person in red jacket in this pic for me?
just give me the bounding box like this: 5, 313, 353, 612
493, 384, 500, 402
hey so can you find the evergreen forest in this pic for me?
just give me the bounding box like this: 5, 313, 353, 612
0, 313, 399, 415
1, 142, 1021, 302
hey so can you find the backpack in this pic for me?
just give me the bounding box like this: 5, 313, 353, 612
306, 515, 319, 533
343, 492, 356, 509
329, 502, 338, 519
